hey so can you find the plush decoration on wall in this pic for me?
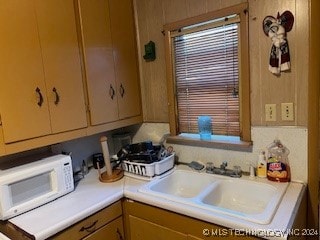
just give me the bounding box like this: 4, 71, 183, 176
262, 11, 294, 75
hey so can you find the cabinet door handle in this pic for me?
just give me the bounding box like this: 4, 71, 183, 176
79, 220, 98, 233
35, 87, 44, 107
117, 228, 124, 240
52, 87, 60, 105
109, 84, 115, 100
119, 84, 125, 98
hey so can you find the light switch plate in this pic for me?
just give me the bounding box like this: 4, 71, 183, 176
265, 104, 276, 121
281, 103, 294, 121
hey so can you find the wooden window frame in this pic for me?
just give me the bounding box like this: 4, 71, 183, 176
164, 3, 251, 151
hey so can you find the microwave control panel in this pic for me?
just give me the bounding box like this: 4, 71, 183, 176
63, 162, 74, 191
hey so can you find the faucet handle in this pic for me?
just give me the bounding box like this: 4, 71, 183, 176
220, 161, 228, 170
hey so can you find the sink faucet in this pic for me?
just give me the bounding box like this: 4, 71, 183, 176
220, 161, 227, 170
206, 161, 242, 178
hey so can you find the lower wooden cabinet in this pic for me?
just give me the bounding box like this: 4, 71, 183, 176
129, 215, 187, 240
83, 217, 124, 240
123, 199, 261, 240
52, 201, 123, 240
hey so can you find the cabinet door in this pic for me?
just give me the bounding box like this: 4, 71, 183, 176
109, 0, 142, 119
0, 0, 51, 143
83, 217, 124, 240
187, 235, 205, 240
78, 0, 118, 125
129, 215, 187, 240
35, 0, 87, 133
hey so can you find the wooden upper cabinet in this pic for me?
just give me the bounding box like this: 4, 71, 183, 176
78, 0, 119, 125
78, 0, 141, 125
109, 0, 141, 120
35, 0, 87, 133
0, 0, 87, 143
0, 0, 52, 143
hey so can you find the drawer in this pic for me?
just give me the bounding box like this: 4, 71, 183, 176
83, 216, 124, 240
52, 201, 122, 240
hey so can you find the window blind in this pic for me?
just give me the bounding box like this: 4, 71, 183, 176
173, 21, 240, 136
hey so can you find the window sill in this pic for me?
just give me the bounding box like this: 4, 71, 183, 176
166, 134, 252, 152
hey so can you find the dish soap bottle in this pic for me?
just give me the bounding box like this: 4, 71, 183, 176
266, 139, 290, 182
256, 151, 267, 178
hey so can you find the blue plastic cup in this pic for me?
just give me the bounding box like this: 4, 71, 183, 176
198, 116, 212, 140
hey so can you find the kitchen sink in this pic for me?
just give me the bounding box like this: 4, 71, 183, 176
146, 169, 216, 198
139, 170, 288, 224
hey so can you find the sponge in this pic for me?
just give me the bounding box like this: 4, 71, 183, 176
188, 161, 205, 171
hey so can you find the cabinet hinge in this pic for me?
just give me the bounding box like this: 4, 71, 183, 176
0, 113, 2, 125
86, 104, 90, 113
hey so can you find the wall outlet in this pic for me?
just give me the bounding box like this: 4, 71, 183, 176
281, 103, 294, 121
265, 104, 276, 121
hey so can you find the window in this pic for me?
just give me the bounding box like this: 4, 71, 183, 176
174, 17, 240, 136
164, 3, 251, 149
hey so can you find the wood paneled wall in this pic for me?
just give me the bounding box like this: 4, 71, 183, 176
249, 0, 308, 126
134, 0, 309, 127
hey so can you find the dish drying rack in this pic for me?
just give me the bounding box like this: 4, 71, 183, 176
117, 141, 175, 180
121, 153, 175, 180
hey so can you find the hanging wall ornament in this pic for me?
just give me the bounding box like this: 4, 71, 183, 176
262, 11, 294, 75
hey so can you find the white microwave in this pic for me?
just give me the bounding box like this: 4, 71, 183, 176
0, 154, 74, 220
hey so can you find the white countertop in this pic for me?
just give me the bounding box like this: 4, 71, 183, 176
0, 233, 10, 240
7, 166, 306, 240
